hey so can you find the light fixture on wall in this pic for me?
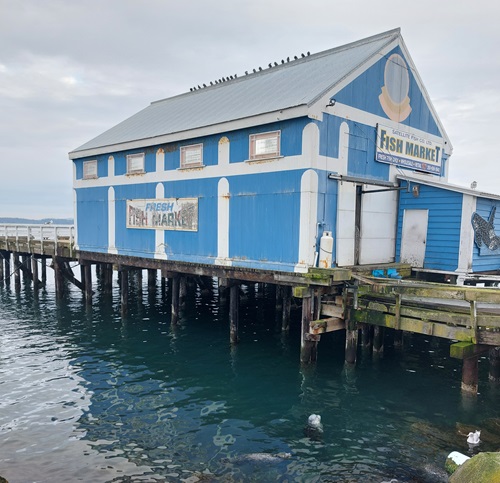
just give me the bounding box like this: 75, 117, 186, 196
412, 185, 420, 197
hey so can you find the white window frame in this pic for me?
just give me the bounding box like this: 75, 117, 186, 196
249, 130, 281, 160
83, 160, 98, 179
127, 153, 145, 174
180, 143, 203, 169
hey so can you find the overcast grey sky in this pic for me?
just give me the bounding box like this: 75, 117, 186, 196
1, 0, 499, 218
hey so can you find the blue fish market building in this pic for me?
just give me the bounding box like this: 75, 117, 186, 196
69, 28, 496, 283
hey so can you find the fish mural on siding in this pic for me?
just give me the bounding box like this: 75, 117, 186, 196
471, 206, 500, 251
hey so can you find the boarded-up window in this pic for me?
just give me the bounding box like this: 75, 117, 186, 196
180, 144, 203, 168
127, 153, 145, 174
249, 131, 280, 160
83, 160, 98, 179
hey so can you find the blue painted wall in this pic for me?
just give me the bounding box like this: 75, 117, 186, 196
472, 197, 500, 272
334, 46, 442, 137
228, 170, 303, 270
75, 187, 109, 251
73, 117, 326, 270
396, 182, 463, 271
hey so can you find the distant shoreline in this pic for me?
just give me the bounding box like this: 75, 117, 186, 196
0, 217, 73, 225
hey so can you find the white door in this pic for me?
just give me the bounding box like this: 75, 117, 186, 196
400, 209, 428, 267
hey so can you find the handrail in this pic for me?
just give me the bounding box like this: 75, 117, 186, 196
0, 224, 75, 250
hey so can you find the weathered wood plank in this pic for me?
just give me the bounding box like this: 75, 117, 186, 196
320, 303, 344, 318
310, 317, 345, 334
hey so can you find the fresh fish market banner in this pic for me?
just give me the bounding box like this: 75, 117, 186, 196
376, 124, 443, 175
127, 198, 198, 231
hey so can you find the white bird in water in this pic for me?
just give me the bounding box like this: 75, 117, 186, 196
467, 430, 481, 445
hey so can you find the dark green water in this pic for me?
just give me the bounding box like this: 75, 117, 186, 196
0, 269, 498, 483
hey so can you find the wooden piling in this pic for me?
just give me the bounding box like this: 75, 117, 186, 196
4, 252, 11, 284
373, 326, 384, 354
103, 263, 113, 293
148, 268, 156, 291
171, 274, 180, 325
0, 251, 4, 282
41, 257, 46, 284
462, 356, 479, 394
489, 347, 500, 383
32, 256, 39, 290
53, 256, 64, 299
119, 268, 129, 318
84, 263, 92, 304
300, 292, 319, 363
230, 282, 239, 344
13, 253, 21, 291
361, 323, 372, 349
282, 285, 292, 332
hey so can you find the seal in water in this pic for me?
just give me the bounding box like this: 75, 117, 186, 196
231, 452, 291, 464
304, 414, 323, 440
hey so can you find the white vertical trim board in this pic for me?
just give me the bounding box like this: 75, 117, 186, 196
295, 169, 318, 273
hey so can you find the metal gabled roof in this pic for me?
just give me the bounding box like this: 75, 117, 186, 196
70, 29, 400, 158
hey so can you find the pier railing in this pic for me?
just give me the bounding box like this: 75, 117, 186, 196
0, 223, 75, 257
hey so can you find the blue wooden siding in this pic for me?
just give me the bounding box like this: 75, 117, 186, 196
74, 119, 336, 270
229, 170, 303, 270
114, 183, 157, 256
318, 114, 390, 181
472, 197, 500, 272
161, 178, 218, 262
334, 46, 441, 137
396, 182, 463, 271
75, 187, 109, 252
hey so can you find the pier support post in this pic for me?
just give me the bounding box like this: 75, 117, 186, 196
171, 273, 180, 325
53, 256, 64, 299
300, 290, 319, 363
148, 269, 156, 291
373, 326, 384, 355
103, 263, 113, 294
361, 323, 372, 349
489, 347, 500, 383
83, 262, 92, 304
0, 250, 4, 282
179, 275, 187, 308
41, 257, 47, 284
462, 355, 479, 394
32, 256, 39, 290
119, 267, 129, 318
13, 253, 21, 291
282, 285, 292, 332
230, 281, 239, 345
4, 252, 11, 284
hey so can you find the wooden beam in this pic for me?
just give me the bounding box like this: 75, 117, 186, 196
309, 317, 344, 334
450, 341, 490, 360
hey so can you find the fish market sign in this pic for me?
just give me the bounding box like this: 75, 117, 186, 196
376, 124, 443, 175
127, 198, 198, 231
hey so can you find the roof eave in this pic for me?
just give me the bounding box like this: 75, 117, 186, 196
69, 105, 309, 160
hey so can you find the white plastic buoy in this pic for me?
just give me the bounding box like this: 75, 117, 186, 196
319, 231, 334, 268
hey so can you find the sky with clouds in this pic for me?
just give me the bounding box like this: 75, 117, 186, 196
1, 0, 499, 218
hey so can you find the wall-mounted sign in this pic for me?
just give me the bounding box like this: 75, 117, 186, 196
472, 206, 500, 255
127, 198, 198, 231
376, 124, 443, 175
